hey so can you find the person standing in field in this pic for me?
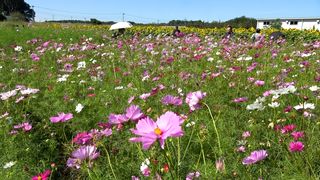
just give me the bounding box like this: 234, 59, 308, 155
172, 26, 181, 37
251, 28, 262, 42
223, 25, 234, 39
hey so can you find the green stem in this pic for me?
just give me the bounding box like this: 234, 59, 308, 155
87, 167, 93, 180
203, 103, 222, 155
182, 125, 195, 161
198, 135, 207, 176
103, 146, 117, 179
161, 149, 176, 179
177, 138, 181, 179
62, 124, 68, 142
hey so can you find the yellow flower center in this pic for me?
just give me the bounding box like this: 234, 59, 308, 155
154, 127, 162, 135
37, 176, 42, 180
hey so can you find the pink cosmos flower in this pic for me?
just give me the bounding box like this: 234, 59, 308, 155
141, 167, 151, 177
254, 80, 265, 86
186, 171, 200, 180
233, 97, 248, 103
185, 91, 206, 111
161, 95, 183, 106
139, 93, 151, 100
64, 63, 73, 72
263, 90, 272, 97
67, 145, 100, 169
242, 150, 268, 165
242, 131, 251, 138
108, 113, 129, 124
100, 128, 112, 137
13, 122, 32, 132
130, 111, 183, 150
131, 176, 140, 180
50, 112, 73, 123
30, 53, 40, 61
237, 146, 246, 152
210, 72, 221, 79
291, 131, 304, 141
215, 158, 225, 172
32, 169, 51, 180
289, 141, 304, 152
128, 96, 135, 104
42, 41, 50, 48
125, 105, 145, 121
247, 77, 255, 82
247, 62, 258, 72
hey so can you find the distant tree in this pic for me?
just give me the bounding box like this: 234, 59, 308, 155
90, 18, 102, 25
271, 18, 282, 30
225, 16, 257, 28
167, 16, 257, 28
0, 0, 35, 21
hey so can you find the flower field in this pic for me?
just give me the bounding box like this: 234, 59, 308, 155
0, 23, 320, 179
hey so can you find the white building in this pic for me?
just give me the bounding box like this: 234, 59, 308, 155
257, 18, 320, 30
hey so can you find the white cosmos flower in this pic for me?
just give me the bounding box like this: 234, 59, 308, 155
140, 158, 150, 172
268, 102, 280, 108
294, 102, 315, 110
207, 57, 214, 62
57, 74, 69, 82
77, 61, 86, 70
14, 46, 22, 52
0, 89, 18, 100
114, 86, 124, 90
246, 97, 266, 111
20, 88, 39, 95
309, 86, 320, 92
75, 103, 84, 113
246, 102, 265, 111
3, 161, 16, 169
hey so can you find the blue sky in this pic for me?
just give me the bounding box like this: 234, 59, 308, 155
26, 0, 320, 23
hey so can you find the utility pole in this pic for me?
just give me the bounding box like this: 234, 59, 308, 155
122, 13, 125, 21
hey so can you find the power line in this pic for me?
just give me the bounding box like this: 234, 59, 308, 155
34, 5, 121, 16
32, 5, 171, 23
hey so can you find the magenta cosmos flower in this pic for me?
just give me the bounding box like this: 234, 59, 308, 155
185, 91, 206, 111
130, 111, 184, 150
242, 150, 268, 165
32, 169, 51, 180
291, 131, 304, 141
67, 145, 100, 169
289, 141, 304, 152
73, 132, 92, 145
50, 112, 73, 123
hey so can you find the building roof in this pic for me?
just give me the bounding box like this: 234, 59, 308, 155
257, 17, 320, 21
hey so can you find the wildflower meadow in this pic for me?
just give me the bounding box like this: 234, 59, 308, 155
0, 23, 320, 179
